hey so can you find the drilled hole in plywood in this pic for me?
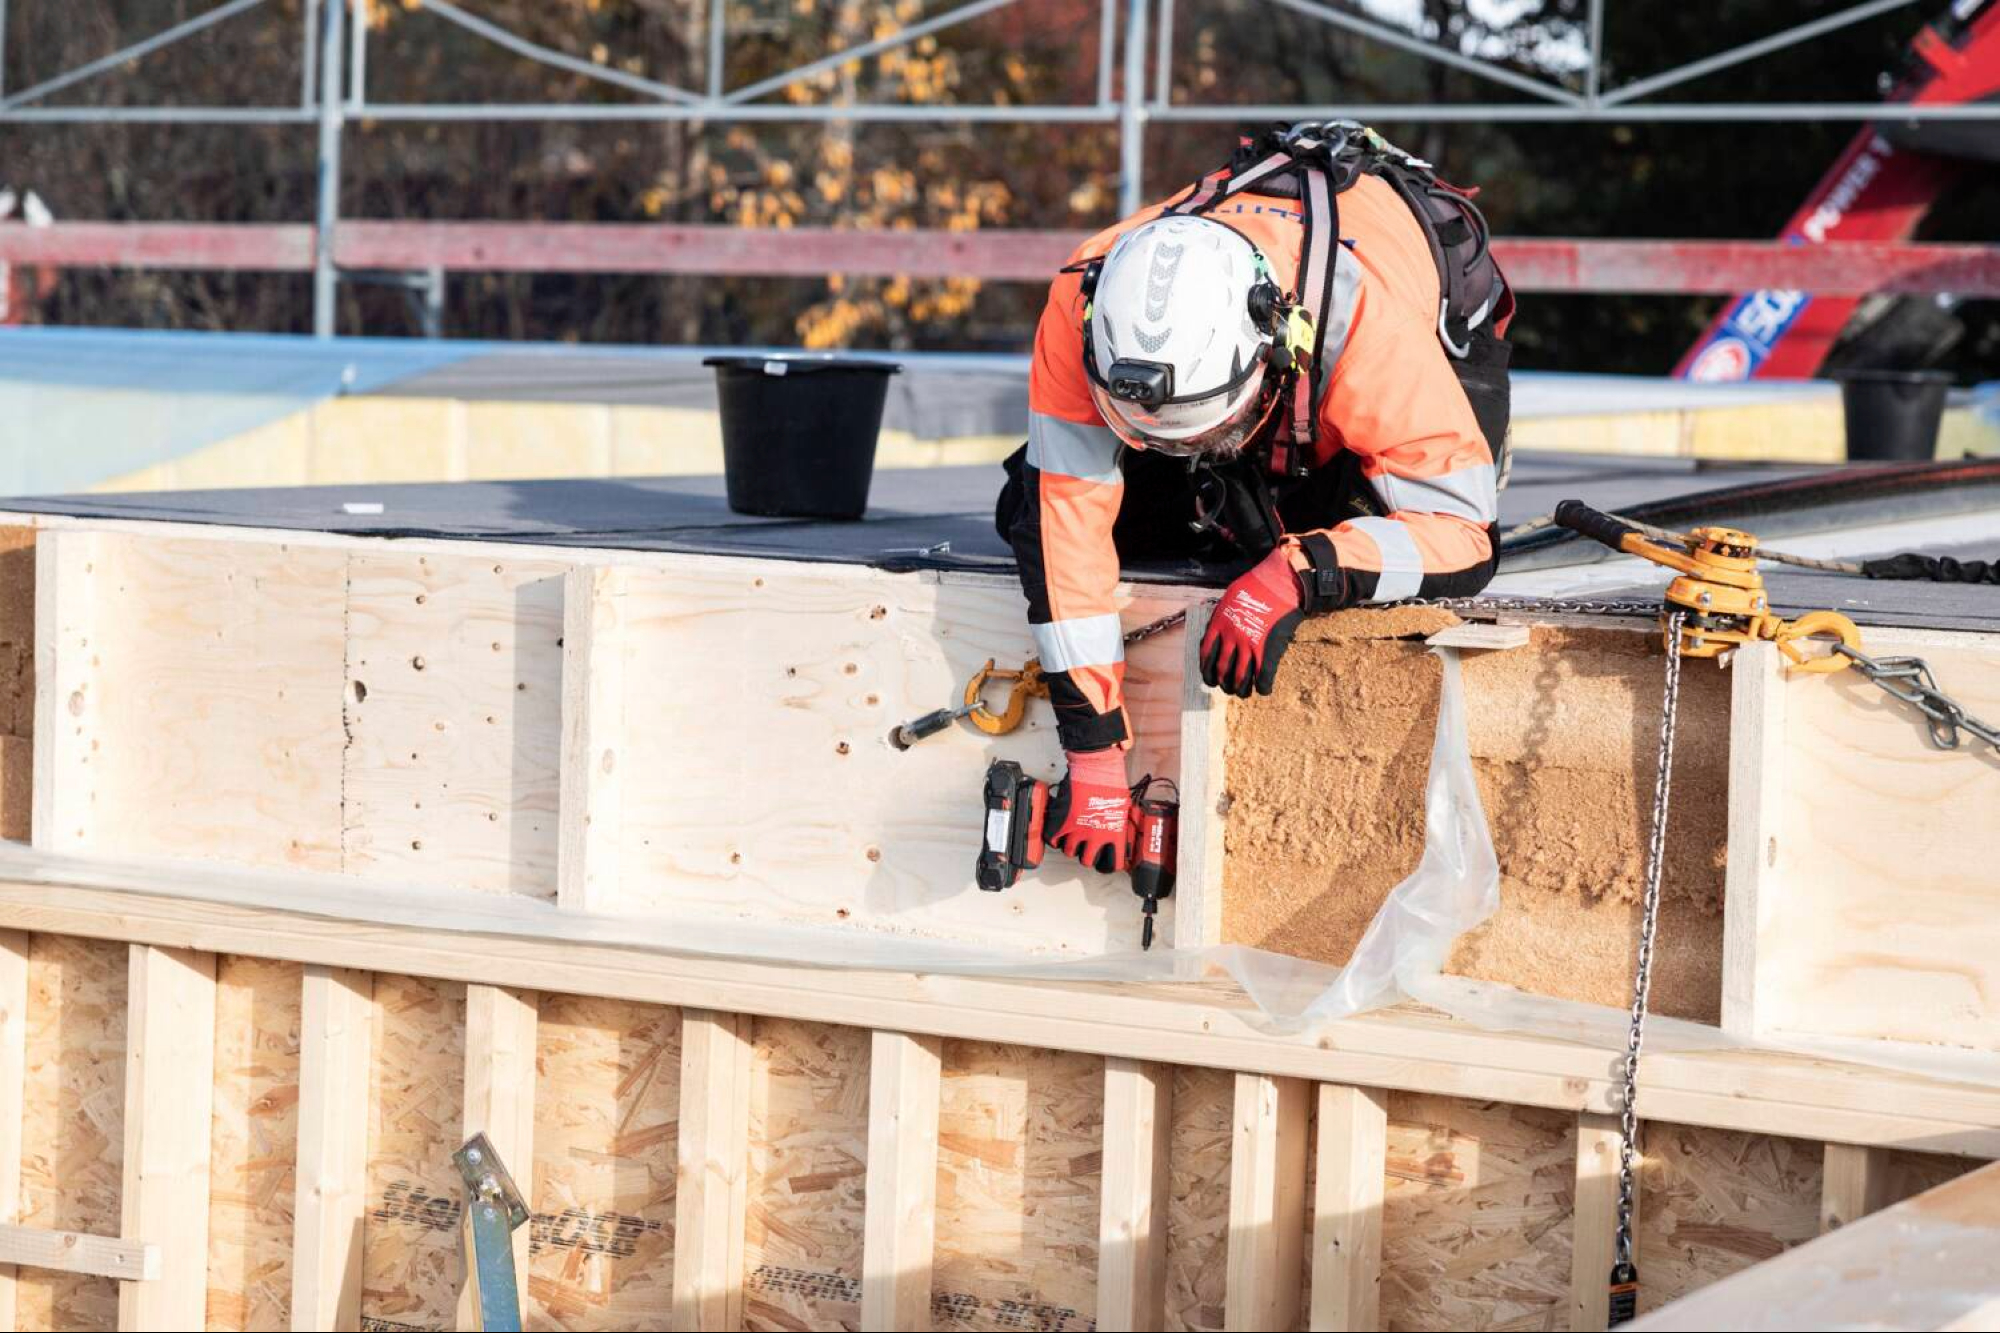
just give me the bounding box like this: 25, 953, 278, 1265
352, 680, 369, 703
411, 656, 426, 671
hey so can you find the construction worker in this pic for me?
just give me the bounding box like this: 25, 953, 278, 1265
996, 124, 1513, 873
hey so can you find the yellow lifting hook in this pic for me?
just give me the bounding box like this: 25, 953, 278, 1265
961, 657, 1051, 735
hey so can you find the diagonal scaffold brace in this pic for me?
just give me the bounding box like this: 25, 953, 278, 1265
454, 1132, 532, 1332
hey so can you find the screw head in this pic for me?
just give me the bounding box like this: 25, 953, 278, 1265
466, 1147, 483, 1164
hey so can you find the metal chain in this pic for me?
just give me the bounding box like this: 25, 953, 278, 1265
1832, 643, 2000, 756
1122, 607, 1189, 647
1404, 594, 1665, 619
1614, 609, 1686, 1283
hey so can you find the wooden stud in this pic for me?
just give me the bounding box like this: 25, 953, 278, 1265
1308, 1084, 1387, 1332
31, 530, 97, 855
672, 1009, 753, 1331
456, 984, 538, 1332
0, 1225, 157, 1282
1425, 621, 1531, 651
558, 564, 628, 915
291, 966, 374, 1332
861, 1030, 942, 1332
0, 931, 23, 1331
118, 944, 218, 1332
1820, 1142, 1893, 1235
1722, 642, 1786, 1041
1097, 1057, 1171, 1332
1570, 1111, 1630, 1333
1175, 600, 1229, 949
1224, 1073, 1310, 1332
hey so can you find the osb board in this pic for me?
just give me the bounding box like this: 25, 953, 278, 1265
363, 974, 467, 1332
1634, 1121, 1821, 1316
72, 533, 349, 869
205, 956, 303, 1332
615, 559, 1197, 954
1223, 617, 1731, 1022
1165, 1066, 1232, 1333
744, 1018, 869, 1333
343, 552, 567, 899
0, 734, 30, 843
16, 934, 125, 1333
1380, 1094, 1574, 1333
527, 994, 679, 1331
1883, 1147, 1982, 1205
932, 1040, 1102, 1331
1757, 633, 2000, 1048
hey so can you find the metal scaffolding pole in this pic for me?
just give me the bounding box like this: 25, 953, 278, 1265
1118, 0, 1149, 216
312, 0, 345, 338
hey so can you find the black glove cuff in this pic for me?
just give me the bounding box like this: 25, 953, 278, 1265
1055, 703, 1131, 755
1294, 533, 1349, 614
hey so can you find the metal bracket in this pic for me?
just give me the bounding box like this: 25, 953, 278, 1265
453, 1132, 530, 1333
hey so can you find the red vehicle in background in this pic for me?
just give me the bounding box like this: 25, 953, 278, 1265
1679, 0, 2000, 380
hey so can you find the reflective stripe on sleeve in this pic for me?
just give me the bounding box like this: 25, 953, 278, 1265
1347, 517, 1425, 603
1372, 463, 1498, 524
1028, 413, 1123, 484
1032, 612, 1127, 673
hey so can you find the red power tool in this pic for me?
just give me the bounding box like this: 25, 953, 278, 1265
974, 760, 1179, 949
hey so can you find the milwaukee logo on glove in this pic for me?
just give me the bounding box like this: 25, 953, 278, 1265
1077, 794, 1129, 832
1221, 591, 1274, 639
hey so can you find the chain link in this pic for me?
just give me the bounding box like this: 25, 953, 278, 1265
1613, 609, 1685, 1280
1123, 607, 1188, 647
1405, 594, 1665, 619
1831, 644, 2000, 757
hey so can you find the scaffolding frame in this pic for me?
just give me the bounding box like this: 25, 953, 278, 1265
0, 0, 1991, 335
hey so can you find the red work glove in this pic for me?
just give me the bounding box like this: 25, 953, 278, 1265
1201, 546, 1305, 698
1045, 747, 1135, 875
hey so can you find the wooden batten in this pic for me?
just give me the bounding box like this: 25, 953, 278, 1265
558, 564, 629, 916
673, 1009, 753, 1332
1309, 1083, 1387, 1332
1098, 1058, 1172, 1331
291, 966, 373, 1332
0, 931, 24, 1330
861, 1031, 941, 1332
119, 944, 218, 1331
1819, 1142, 1893, 1235
1571, 1111, 1629, 1333
456, 984, 538, 1331
1722, 642, 1787, 1040
1224, 1073, 1310, 1331
1173, 600, 1227, 949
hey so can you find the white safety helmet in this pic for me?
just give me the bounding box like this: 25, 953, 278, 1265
1084, 214, 1283, 458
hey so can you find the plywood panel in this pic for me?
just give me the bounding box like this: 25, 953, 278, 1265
1165, 1066, 1232, 1333
529, 993, 679, 1331
1634, 1122, 1822, 1316
744, 1018, 869, 1333
16, 934, 125, 1333
343, 552, 567, 898
1755, 631, 2000, 1048
1379, 1094, 1574, 1333
205, 956, 302, 1332
616, 559, 1196, 954
362, 975, 466, 1332
932, 1041, 1101, 1332
74, 534, 349, 870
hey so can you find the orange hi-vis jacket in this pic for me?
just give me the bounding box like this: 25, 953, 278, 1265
1016, 174, 1500, 751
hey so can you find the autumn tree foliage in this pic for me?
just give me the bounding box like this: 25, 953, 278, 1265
0, 0, 1995, 375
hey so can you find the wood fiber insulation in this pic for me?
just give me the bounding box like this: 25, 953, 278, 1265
15, 934, 125, 1333
0, 526, 32, 841
1223, 612, 1733, 1022
205, 956, 303, 1331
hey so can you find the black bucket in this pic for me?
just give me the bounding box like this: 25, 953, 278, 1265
706, 354, 901, 519
1838, 370, 1952, 462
